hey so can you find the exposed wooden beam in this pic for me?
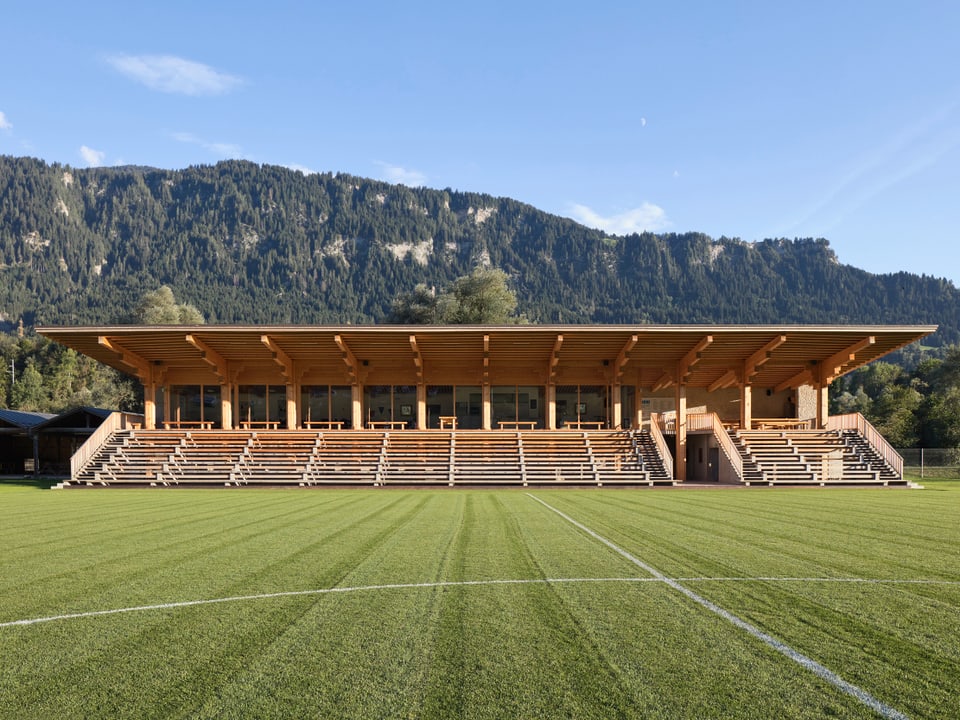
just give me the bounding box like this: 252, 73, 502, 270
409, 334, 423, 381
549, 334, 563, 381
708, 369, 739, 392
483, 334, 490, 383
653, 372, 675, 392
745, 335, 787, 380
185, 334, 228, 383
98, 336, 150, 381
775, 369, 812, 392
333, 334, 359, 383
260, 335, 294, 381
615, 334, 638, 379
820, 336, 876, 384
679, 335, 713, 381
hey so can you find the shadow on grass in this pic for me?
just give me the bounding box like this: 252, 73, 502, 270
0, 476, 63, 490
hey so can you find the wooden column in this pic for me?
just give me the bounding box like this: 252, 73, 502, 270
675, 384, 687, 483
286, 384, 297, 430
816, 385, 829, 429
417, 383, 427, 429
612, 382, 622, 429
351, 385, 363, 430
220, 383, 233, 429
634, 386, 643, 429
546, 384, 557, 430
143, 382, 157, 429
740, 384, 753, 430
162, 386, 171, 429
482, 383, 492, 430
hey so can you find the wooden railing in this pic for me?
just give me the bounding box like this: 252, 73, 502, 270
647, 413, 674, 480
70, 411, 144, 479
688, 412, 743, 479
826, 412, 903, 477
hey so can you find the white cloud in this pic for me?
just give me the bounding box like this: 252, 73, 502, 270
283, 163, 316, 175
79, 145, 106, 167
0, 111, 11, 131
106, 54, 242, 96
569, 202, 670, 235
172, 131, 243, 159
376, 162, 426, 186
640, 117, 647, 127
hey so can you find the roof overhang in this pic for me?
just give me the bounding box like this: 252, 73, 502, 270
37, 324, 937, 390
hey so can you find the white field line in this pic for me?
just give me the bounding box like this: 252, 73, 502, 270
2, 577, 958, 631
526, 493, 909, 720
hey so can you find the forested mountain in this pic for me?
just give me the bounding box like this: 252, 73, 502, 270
1, 155, 956, 346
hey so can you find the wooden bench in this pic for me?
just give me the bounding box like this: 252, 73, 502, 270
563, 421, 605, 430
163, 420, 213, 429
368, 421, 409, 430
498, 421, 537, 430
438, 415, 457, 429
752, 419, 812, 430
303, 420, 344, 430
240, 420, 281, 429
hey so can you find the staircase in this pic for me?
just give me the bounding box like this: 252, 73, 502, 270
728, 428, 905, 486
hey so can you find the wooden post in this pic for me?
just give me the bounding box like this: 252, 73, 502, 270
675, 384, 687, 483
482, 383, 492, 430
417, 383, 427, 429
351, 384, 363, 430
546, 384, 556, 430
634, 385, 643, 429
143, 382, 157, 430
220, 383, 232, 429
740, 384, 752, 430
162, 385, 171, 429
286, 384, 297, 430
816, 385, 829, 429
612, 382, 622, 429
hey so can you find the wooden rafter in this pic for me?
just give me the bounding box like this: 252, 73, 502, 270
744, 335, 787, 380
820, 336, 876, 385
549, 334, 563, 382
776, 369, 813, 392
708, 369, 739, 392
679, 335, 713, 381
615, 334, 638, 380
482, 334, 490, 383
186, 334, 228, 383
333, 334, 359, 383
98, 336, 150, 381
409, 334, 423, 381
261, 335, 294, 381
653, 371, 675, 392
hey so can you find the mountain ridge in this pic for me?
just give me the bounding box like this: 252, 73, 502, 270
1, 155, 955, 346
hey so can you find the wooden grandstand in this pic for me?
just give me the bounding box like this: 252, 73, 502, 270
69, 428, 674, 488
41, 323, 934, 488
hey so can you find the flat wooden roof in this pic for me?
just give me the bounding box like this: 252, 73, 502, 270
38, 324, 936, 390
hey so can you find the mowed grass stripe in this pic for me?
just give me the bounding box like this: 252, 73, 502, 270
0, 491, 404, 618
1, 487, 957, 718
537, 489, 960, 719
1, 493, 454, 718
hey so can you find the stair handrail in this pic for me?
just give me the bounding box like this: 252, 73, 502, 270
70, 411, 145, 479
647, 413, 674, 479
689, 412, 743, 479
825, 413, 903, 477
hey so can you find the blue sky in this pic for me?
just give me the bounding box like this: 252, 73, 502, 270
3, 1, 959, 284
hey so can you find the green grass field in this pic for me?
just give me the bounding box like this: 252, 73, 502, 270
2, 481, 958, 719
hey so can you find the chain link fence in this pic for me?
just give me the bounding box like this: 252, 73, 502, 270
897, 448, 960, 479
